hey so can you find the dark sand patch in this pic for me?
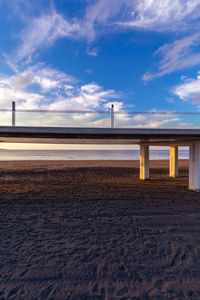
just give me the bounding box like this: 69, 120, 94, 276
1, 160, 200, 299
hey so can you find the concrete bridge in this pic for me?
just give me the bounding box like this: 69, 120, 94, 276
0, 125, 200, 191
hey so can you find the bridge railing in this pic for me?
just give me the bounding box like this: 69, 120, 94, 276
0, 102, 199, 128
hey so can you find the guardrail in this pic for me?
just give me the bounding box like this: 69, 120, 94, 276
0, 101, 199, 128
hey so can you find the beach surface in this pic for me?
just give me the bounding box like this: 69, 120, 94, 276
1, 160, 200, 299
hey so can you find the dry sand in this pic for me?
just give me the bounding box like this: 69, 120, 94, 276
1, 160, 200, 299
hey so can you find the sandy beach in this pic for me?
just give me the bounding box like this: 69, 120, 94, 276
1, 159, 200, 299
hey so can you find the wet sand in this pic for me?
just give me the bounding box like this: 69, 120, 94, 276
1, 160, 200, 299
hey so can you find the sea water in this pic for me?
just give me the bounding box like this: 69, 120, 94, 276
0, 149, 189, 160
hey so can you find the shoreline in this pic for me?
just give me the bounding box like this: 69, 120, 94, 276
0, 159, 189, 170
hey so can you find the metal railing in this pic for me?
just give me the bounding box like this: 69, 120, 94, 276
0, 101, 199, 129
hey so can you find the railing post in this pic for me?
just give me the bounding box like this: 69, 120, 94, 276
111, 104, 114, 128
12, 101, 15, 126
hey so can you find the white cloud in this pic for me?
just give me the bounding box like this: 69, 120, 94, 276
118, 0, 200, 31
83, 111, 186, 129
86, 47, 99, 56
80, 0, 200, 42
104, 101, 124, 111
12, 72, 33, 89
143, 72, 154, 81
16, 10, 81, 62
143, 34, 200, 80
10, 0, 200, 64
32, 67, 74, 91
0, 108, 187, 128
173, 72, 200, 101
0, 66, 189, 128
83, 0, 127, 40
0, 83, 43, 109
0, 65, 123, 112
14, 0, 124, 47
74, 0, 200, 39
10, 65, 74, 91
48, 83, 120, 110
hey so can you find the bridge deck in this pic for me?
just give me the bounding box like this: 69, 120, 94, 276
0, 126, 200, 145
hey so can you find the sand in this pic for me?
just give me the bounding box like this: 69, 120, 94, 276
1, 160, 200, 299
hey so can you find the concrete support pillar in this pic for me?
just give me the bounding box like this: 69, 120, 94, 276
140, 145, 149, 180
189, 142, 200, 191
169, 146, 178, 178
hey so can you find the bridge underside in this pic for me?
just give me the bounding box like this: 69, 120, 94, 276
0, 137, 193, 146
0, 126, 200, 146
0, 126, 200, 191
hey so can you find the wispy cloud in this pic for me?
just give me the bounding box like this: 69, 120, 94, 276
81, 0, 200, 40
86, 47, 99, 57
143, 34, 200, 81
10, 0, 200, 64
83, 0, 127, 41
15, 10, 81, 63
118, 0, 200, 31
173, 72, 200, 102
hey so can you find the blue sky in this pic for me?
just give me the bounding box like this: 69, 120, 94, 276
1, 0, 200, 116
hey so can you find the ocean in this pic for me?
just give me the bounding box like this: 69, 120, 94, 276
0, 149, 189, 160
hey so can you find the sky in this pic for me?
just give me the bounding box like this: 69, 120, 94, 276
0, 0, 200, 148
